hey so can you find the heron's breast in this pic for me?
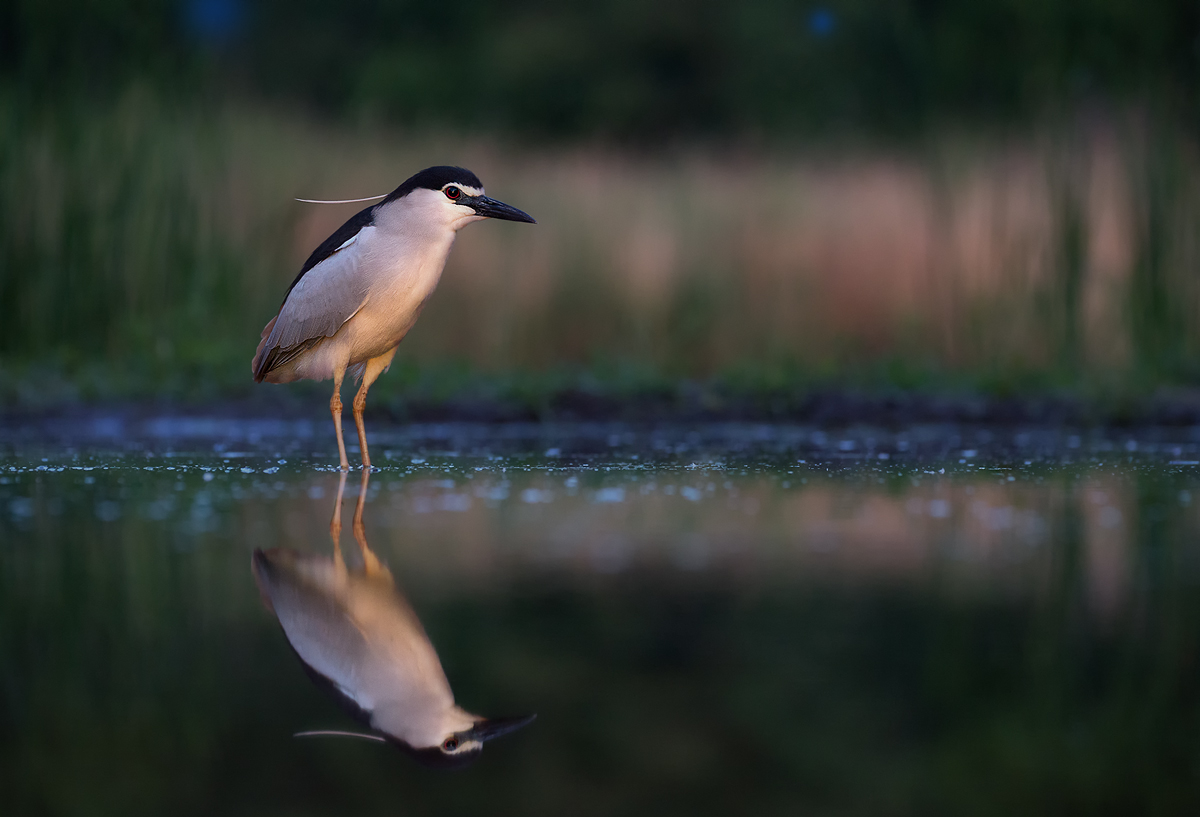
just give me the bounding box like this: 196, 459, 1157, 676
349, 234, 454, 356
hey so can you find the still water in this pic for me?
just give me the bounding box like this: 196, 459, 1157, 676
4, 420, 1200, 815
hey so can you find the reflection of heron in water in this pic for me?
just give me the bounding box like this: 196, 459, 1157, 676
252, 469, 534, 768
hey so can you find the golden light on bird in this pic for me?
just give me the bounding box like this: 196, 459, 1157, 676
252, 166, 535, 469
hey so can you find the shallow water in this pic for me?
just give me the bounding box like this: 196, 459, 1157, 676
4, 420, 1200, 815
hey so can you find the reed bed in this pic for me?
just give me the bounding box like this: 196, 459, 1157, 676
2, 93, 1198, 406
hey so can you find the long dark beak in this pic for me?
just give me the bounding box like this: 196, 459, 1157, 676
470, 195, 536, 223
468, 714, 537, 742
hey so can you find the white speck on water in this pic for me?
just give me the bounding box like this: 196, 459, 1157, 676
203, 472, 215, 482
522, 488, 554, 504
478, 485, 509, 503
680, 486, 703, 502
263, 467, 279, 474
411, 457, 426, 465
961, 449, 977, 458
594, 487, 625, 504
544, 448, 561, 458
440, 493, 471, 512
240, 467, 254, 474
878, 452, 890, 460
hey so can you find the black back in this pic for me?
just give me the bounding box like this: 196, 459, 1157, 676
283, 204, 377, 301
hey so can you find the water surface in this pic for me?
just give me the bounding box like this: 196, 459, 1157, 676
4, 421, 1200, 815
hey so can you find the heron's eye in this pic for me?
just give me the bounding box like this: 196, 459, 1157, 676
442, 737, 459, 751
444, 186, 461, 200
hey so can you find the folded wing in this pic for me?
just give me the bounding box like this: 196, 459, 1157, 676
252, 228, 374, 381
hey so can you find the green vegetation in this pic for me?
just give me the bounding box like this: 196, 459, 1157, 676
3, 92, 1200, 412
7, 0, 1200, 139
3, 2, 1200, 412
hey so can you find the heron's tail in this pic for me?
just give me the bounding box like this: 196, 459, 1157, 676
251, 315, 279, 382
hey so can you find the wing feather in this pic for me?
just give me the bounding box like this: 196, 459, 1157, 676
252, 549, 451, 717
253, 224, 374, 381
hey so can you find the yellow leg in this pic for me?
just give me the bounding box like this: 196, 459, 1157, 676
330, 367, 348, 470
351, 348, 396, 470
328, 470, 348, 570
352, 468, 385, 576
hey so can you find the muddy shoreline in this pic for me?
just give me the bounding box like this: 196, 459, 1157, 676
6, 385, 1200, 430
5, 388, 1200, 464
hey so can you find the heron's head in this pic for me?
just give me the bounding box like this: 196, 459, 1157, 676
395, 713, 537, 770
381, 166, 536, 232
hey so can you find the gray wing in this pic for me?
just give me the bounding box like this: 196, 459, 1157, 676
252, 548, 452, 715
253, 550, 376, 706
254, 230, 373, 379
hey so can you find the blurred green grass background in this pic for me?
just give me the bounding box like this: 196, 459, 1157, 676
3, 1, 1200, 410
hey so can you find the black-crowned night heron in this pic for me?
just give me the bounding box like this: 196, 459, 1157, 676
252, 470, 535, 768
252, 166, 535, 469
